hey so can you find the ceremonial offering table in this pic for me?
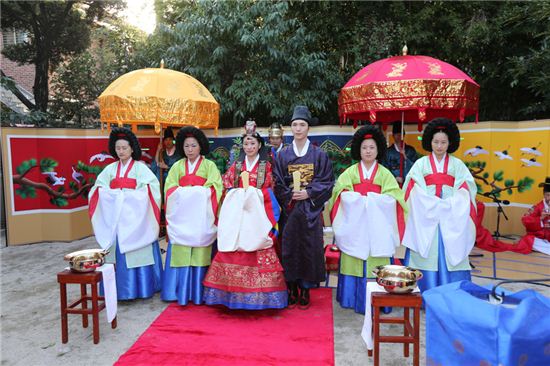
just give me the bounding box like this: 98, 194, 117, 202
366, 289, 422, 366
57, 270, 117, 344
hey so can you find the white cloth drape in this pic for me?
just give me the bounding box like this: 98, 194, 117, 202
217, 187, 273, 252
97, 264, 117, 323
165, 186, 216, 247
533, 238, 550, 255
332, 191, 399, 260
361, 282, 420, 350
91, 187, 158, 253
403, 185, 475, 265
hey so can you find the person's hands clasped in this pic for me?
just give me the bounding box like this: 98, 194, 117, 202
292, 190, 309, 201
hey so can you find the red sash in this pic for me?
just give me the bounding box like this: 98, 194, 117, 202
110, 160, 137, 189
353, 162, 382, 195
330, 162, 380, 222
178, 157, 206, 186
424, 154, 454, 197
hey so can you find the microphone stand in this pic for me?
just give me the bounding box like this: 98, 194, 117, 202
484, 191, 515, 240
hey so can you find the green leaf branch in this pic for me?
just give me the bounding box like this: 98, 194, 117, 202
12, 158, 105, 207
466, 160, 534, 197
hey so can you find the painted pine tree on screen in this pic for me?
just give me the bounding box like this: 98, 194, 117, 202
12, 158, 105, 207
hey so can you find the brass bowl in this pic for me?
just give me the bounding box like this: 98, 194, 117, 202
372, 265, 423, 294
64, 249, 109, 273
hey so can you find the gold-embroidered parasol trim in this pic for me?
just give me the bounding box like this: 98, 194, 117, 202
338, 79, 479, 116
98, 95, 220, 127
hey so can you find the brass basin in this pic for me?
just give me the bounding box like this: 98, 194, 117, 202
372, 264, 423, 294
64, 249, 109, 273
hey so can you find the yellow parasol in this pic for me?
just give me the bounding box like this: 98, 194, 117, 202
98, 62, 219, 134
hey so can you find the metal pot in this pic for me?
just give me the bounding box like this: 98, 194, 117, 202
64, 249, 109, 273
372, 264, 423, 294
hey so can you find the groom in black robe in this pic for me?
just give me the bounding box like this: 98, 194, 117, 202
274, 105, 334, 308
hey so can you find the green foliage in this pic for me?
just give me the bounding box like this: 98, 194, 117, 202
50, 19, 147, 127
154, 0, 550, 124
15, 185, 36, 199
517, 177, 535, 193
389, 1, 549, 120
4, 109, 58, 127
327, 151, 353, 180
206, 151, 229, 175
50, 197, 69, 207
467, 159, 534, 197
76, 161, 104, 175
69, 181, 79, 193
505, 3, 550, 116
39, 158, 58, 173
465, 160, 487, 170
1, 0, 125, 112
161, 0, 334, 127
4, 0, 546, 124
475, 182, 483, 194
16, 159, 37, 175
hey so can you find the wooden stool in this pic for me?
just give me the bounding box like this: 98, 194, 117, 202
57, 270, 117, 344
367, 292, 422, 366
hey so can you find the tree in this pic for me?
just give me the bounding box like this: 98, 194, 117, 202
1, 0, 124, 113
50, 19, 147, 127
371, 1, 549, 121
506, 2, 550, 116
161, 0, 334, 128
290, 1, 550, 122
289, 1, 404, 124
153, 0, 195, 26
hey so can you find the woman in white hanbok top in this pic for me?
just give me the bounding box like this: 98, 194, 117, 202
402, 118, 476, 293
89, 127, 163, 300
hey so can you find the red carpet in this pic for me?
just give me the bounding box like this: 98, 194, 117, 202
115, 288, 334, 365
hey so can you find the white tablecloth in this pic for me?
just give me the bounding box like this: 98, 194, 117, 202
361, 282, 420, 350
97, 264, 117, 323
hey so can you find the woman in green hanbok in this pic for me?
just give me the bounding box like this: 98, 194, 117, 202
328, 125, 406, 314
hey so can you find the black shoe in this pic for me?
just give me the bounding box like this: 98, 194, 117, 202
298, 288, 310, 309
288, 282, 299, 308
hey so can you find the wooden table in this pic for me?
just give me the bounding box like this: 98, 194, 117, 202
367, 291, 422, 366
57, 270, 117, 344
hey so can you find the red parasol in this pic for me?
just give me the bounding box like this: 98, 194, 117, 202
338, 48, 480, 131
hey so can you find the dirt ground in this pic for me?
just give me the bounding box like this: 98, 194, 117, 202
1, 236, 548, 366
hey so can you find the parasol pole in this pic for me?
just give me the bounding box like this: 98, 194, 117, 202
398, 45, 408, 184
157, 59, 165, 200
399, 111, 405, 183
